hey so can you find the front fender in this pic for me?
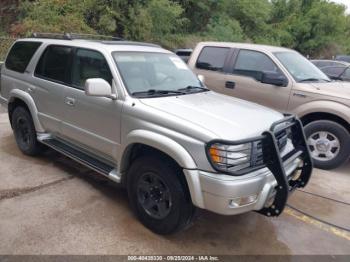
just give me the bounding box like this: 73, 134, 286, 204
292, 100, 350, 123
8, 89, 45, 132
121, 129, 197, 170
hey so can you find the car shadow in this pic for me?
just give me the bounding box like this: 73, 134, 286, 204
38, 148, 290, 254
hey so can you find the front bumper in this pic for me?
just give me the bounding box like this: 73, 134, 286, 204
184, 115, 313, 216
184, 156, 300, 215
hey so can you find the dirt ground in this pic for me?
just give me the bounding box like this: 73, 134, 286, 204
0, 107, 349, 255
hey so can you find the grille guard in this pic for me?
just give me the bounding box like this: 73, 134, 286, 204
206, 114, 313, 217
258, 115, 313, 216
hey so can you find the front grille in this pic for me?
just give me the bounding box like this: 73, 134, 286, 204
252, 128, 290, 167
276, 129, 288, 151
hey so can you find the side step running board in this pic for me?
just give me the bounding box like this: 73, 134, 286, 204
38, 134, 121, 183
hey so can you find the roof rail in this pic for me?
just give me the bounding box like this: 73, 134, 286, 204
31, 32, 123, 41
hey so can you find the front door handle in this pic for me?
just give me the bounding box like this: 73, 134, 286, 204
65, 97, 76, 106
225, 81, 236, 89
293, 92, 307, 98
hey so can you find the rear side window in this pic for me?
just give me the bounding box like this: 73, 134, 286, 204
5, 41, 42, 73
35, 45, 73, 84
233, 49, 282, 81
196, 47, 229, 72
71, 48, 112, 89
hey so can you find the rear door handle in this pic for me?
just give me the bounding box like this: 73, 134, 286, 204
65, 97, 76, 106
225, 81, 236, 89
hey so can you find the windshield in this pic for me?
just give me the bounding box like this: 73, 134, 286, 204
113, 52, 204, 97
274, 51, 330, 82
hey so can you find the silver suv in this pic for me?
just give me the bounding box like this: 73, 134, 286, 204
0, 34, 312, 234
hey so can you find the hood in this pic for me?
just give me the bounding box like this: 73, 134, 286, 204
305, 81, 350, 100
139, 91, 284, 141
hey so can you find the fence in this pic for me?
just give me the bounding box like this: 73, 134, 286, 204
0, 37, 16, 62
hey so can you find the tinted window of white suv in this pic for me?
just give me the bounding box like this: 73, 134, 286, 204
35, 45, 73, 84
5, 41, 42, 73
196, 47, 229, 72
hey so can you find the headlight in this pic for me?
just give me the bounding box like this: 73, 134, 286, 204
208, 142, 253, 173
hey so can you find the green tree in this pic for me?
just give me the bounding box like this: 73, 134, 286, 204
4, 0, 350, 57
125, 0, 187, 43
204, 15, 244, 42
225, 0, 272, 41
12, 0, 95, 36
271, 0, 347, 56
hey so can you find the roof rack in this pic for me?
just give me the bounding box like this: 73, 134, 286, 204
31, 32, 123, 41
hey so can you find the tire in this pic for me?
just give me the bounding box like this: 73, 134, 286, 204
11, 106, 45, 156
304, 120, 350, 170
127, 155, 196, 235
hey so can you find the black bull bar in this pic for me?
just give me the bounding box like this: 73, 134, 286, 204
258, 114, 313, 217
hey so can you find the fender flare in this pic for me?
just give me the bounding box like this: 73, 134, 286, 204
120, 129, 197, 171
8, 89, 45, 132
293, 100, 350, 124
120, 130, 203, 207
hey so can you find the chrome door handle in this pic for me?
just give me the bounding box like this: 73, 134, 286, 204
65, 97, 76, 106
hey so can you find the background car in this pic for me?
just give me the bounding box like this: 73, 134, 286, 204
311, 59, 350, 68
174, 49, 193, 63
188, 42, 350, 170
335, 55, 350, 63
320, 65, 350, 81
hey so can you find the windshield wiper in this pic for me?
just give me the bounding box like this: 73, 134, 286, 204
177, 85, 209, 92
131, 89, 186, 97
299, 78, 331, 83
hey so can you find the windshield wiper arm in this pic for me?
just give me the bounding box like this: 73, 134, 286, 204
177, 85, 209, 92
131, 89, 186, 96
300, 78, 331, 82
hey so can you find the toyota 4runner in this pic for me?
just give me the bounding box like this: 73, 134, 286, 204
0, 34, 312, 234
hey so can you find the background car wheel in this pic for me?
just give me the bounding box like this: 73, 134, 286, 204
304, 120, 350, 170
127, 154, 196, 235
11, 106, 45, 156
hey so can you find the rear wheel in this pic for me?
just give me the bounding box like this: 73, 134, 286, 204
127, 155, 195, 235
11, 106, 45, 156
304, 120, 350, 169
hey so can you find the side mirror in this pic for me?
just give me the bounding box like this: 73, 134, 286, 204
85, 78, 116, 99
261, 72, 288, 87
198, 74, 205, 83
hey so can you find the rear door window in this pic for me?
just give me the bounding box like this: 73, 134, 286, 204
196, 47, 229, 72
71, 48, 112, 89
35, 45, 73, 84
233, 49, 282, 81
5, 41, 42, 73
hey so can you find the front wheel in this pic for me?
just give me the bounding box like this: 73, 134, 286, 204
127, 155, 196, 235
304, 120, 350, 170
